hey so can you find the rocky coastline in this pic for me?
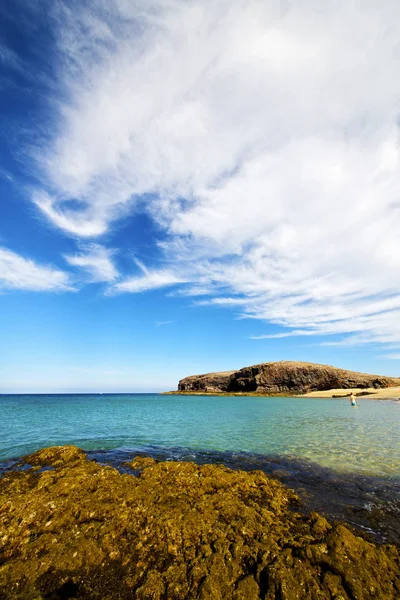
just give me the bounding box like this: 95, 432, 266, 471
176, 361, 400, 396
0, 445, 399, 599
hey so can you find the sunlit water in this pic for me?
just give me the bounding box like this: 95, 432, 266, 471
1, 393, 399, 478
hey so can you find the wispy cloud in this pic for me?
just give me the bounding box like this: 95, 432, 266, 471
0, 246, 72, 292
250, 330, 317, 340
112, 270, 187, 294
33, 191, 109, 237
0, 44, 22, 72
155, 320, 172, 327
64, 243, 118, 283
27, 0, 400, 344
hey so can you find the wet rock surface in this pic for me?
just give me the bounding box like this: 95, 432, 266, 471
0, 446, 399, 600
85, 445, 400, 547
178, 361, 400, 394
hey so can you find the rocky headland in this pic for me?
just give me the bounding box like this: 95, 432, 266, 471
0, 445, 399, 599
176, 361, 400, 395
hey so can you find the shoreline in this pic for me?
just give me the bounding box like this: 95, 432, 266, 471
299, 386, 400, 399
163, 390, 293, 396
163, 387, 400, 399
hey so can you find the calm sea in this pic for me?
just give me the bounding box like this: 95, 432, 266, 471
0, 393, 399, 477
1, 393, 399, 543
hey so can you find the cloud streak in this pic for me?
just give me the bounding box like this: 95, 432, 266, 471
64, 244, 118, 283
113, 269, 187, 294
0, 247, 72, 292
28, 0, 400, 344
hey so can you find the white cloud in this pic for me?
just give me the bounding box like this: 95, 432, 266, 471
30, 0, 400, 344
33, 191, 109, 237
64, 244, 118, 282
0, 247, 72, 292
112, 269, 187, 294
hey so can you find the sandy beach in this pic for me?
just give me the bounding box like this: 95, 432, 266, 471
300, 387, 400, 399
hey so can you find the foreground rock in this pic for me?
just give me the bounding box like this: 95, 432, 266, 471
0, 446, 399, 600
178, 360, 400, 395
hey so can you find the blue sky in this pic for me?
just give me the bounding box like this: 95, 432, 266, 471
1, 0, 400, 392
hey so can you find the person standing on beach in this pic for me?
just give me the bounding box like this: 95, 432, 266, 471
350, 393, 358, 406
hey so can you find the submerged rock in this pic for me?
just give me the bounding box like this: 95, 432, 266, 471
0, 446, 399, 599
178, 360, 400, 394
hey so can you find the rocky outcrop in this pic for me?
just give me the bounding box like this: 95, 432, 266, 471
178, 360, 400, 394
177, 370, 236, 393
0, 445, 399, 599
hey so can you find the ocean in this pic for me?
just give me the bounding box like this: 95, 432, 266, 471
1, 393, 399, 542
1, 393, 399, 475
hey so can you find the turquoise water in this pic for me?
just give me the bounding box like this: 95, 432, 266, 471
0, 394, 399, 478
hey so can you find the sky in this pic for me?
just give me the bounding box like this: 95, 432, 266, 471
1, 0, 400, 393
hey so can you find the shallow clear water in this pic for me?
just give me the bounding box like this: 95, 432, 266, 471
1, 393, 399, 478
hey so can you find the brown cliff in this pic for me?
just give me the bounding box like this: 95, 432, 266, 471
178, 361, 400, 395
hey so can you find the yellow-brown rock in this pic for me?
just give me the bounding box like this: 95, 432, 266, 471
0, 446, 398, 599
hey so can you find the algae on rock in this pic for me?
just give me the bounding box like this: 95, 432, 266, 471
0, 445, 399, 599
